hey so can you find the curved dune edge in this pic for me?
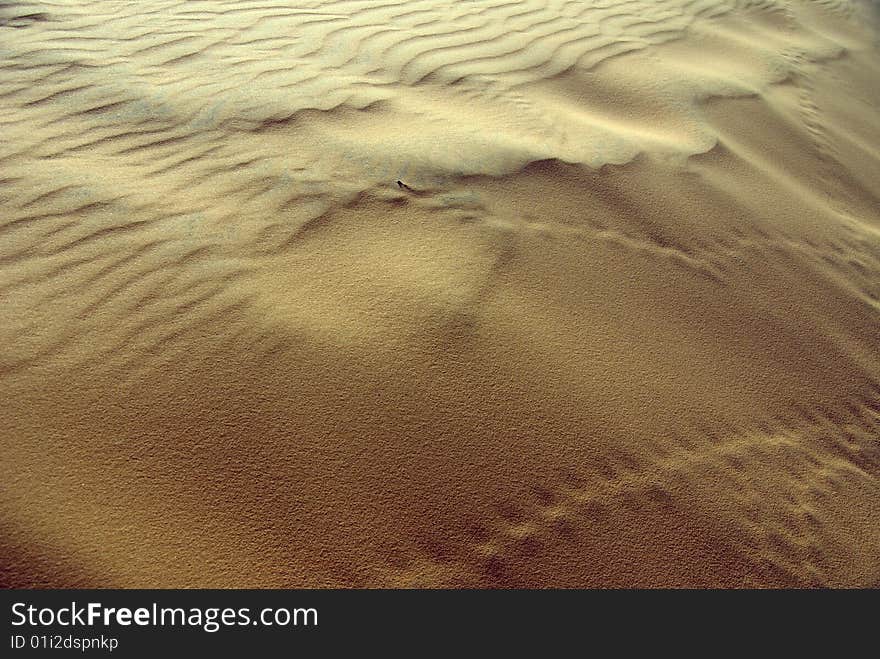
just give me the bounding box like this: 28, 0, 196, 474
1, 0, 879, 587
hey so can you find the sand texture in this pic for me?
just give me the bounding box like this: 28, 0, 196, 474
2, 0, 879, 588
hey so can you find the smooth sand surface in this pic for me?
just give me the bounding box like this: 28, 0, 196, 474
1, 0, 879, 587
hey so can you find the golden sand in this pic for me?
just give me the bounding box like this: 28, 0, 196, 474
1, 0, 879, 587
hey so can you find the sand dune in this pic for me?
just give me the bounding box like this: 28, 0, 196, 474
1, 0, 879, 587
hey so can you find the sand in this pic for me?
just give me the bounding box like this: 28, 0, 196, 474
1, 0, 879, 588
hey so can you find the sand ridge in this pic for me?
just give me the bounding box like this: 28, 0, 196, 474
1, 0, 879, 587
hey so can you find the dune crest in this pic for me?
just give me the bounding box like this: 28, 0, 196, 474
1, 0, 879, 587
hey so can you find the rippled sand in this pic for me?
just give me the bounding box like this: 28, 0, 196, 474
1, 0, 879, 587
